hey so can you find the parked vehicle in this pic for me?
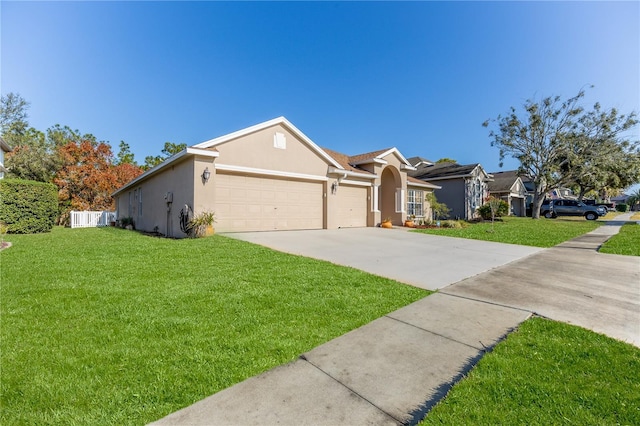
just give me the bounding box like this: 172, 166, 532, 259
583, 199, 615, 211
540, 199, 606, 220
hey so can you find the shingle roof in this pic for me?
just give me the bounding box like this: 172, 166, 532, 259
322, 147, 375, 174
406, 156, 433, 167
322, 148, 442, 189
407, 175, 440, 189
348, 148, 394, 165
409, 162, 481, 180
488, 171, 520, 192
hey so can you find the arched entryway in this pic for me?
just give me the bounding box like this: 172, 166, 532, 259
380, 166, 402, 225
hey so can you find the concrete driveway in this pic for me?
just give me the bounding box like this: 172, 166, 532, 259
225, 227, 543, 291
152, 221, 639, 425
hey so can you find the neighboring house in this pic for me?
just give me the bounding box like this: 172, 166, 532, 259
112, 117, 440, 237
610, 193, 637, 210
610, 193, 628, 204
407, 161, 492, 220
406, 156, 434, 168
487, 171, 527, 217
0, 137, 12, 179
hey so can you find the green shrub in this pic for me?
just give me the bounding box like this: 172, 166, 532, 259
441, 220, 464, 229
118, 217, 135, 229
616, 203, 629, 212
478, 198, 510, 220
190, 210, 216, 238
0, 179, 58, 234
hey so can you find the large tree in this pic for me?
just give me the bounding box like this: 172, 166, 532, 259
116, 141, 137, 165
564, 103, 640, 200
4, 128, 59, 182
484, 90, 638, 218
0, 92, 29, 146
55, 139, 143, 224
6, 125, 99, 183
1, 94, 63, 182
561, 138, 640, 201
143, 142, 187, 169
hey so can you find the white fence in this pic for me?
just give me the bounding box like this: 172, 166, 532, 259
70, 211, 116, 229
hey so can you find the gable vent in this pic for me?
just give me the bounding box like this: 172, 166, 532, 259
274, 132, 286, 149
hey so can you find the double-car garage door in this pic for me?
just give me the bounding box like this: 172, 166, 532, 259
215, 174, 368, 232
215, 174, 324, 232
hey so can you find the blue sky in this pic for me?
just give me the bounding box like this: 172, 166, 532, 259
2, 1, 639, 188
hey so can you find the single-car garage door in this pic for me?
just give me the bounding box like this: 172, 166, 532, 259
336, 184, 367, 228
215, 173, 324, 232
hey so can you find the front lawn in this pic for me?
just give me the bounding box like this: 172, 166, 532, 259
599, 222, 640, 256
0, 227, 428, 425
414, 216, 601, 247
422, 317, 640, 425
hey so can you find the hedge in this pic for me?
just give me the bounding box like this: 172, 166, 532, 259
0, 179, 58, 234
616, 203, 629, 212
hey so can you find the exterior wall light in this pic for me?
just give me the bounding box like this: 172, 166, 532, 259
202, 167, 211, 183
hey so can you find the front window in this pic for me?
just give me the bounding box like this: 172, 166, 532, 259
407, 189, 424, 217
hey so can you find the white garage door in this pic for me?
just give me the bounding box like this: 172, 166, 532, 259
215, 173, 324, 232
336, 185, 367, 228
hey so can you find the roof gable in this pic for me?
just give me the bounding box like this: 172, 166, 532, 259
193, 117, 342, 170
407, 156, 434, 167
488, 171, 524, 192
349, 147, 415, 170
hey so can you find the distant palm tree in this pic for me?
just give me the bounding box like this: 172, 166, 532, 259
626, 188, 640, 211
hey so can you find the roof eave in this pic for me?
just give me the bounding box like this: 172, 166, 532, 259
0, 138, 12, 152
407, 181, 441, 190
112, 148, 219, 196
327, 166, 377, 180
413, 174, 471, 181
351, 157, 388, 166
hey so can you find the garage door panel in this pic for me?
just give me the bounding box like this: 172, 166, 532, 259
215, 174, 323, 232
337, 185, 367, 228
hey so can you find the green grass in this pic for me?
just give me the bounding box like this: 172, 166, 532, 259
599, 222, 640, 256
422, 317, 640, 425
0, 227, 428, 425
414, 216, 601, 247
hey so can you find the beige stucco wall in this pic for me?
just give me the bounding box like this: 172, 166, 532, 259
212, 124, 330, 178
370, 153, 408, 226
115, 158, 195, 237
192, 155, 218, 220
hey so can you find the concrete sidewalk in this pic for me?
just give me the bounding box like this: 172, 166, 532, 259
444, 212, 640, 347
150, 214, 639, 425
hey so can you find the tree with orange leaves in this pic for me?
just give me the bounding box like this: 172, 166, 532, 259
55, 139, 143, 224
